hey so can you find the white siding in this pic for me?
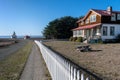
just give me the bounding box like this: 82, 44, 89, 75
101, 24, 120, 41
73, 31, 77, 37
117, 14, 120, 20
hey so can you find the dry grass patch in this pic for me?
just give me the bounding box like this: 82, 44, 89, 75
0, 40, 33, 80
37, 45, 52, 80
44, 41, 120, 80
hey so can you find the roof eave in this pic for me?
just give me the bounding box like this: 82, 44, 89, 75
90, 9, 102, 16
77, 9, 102, 23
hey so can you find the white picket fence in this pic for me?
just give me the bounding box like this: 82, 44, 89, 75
35, 40, 101, 80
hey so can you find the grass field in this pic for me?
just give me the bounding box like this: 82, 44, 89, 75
0, 40, 33, 80
44, 40, 120, 80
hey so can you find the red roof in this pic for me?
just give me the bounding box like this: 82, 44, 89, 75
93, 9, 120, 16
77, 9, 120, 23
72, 23, 101, 30
112, 11, 120, 14
92, 9, 111, 16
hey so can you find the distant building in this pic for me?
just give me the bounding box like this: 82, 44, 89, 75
11, 31, 17, 39
24, 35, 30, 39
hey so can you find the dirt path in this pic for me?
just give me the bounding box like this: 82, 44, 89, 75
20, 43, 51, 80
0, 40, 28, 60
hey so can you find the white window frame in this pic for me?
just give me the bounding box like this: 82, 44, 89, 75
73, 31, 77, 36
90, 15, 96, 22
111, 13, 116, 21
110, 26, 115, 36
103, 26, 107, 36
77, 30, 79, 36
78, 30, 82, 35
117, 14, 120, 20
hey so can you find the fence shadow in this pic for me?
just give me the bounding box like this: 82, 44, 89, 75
89, 50, 102, 52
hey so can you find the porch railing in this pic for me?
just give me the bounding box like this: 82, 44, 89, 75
35, 40, 102, 80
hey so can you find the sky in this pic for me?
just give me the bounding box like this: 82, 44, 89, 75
0, 0, 120, 36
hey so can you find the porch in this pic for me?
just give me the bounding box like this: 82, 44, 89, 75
73, 23, 102, 43
84, 25, 101, 43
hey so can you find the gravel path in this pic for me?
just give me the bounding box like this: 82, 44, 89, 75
20, 43, 50, 80
0, 40, 28, 60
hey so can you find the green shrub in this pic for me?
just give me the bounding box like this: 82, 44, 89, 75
97, 39, 103, 44
76, 37, 83, 42
116, 34, 120, 39
116, 34, 120, 42
73, 37, 77, 41
69, 37, 83, 42
69, 36, 73, 41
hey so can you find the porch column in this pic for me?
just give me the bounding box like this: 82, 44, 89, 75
82, 30, 84, 37
91, 29, 93, 38
96, 26, 101, 39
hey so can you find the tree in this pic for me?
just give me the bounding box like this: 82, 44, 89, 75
43, 16, 78, 39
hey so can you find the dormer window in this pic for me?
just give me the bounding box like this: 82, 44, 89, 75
111, 13, 116, 21
85, 19, 89, 24
90, 15, 96, 22
117, 14, 120, 20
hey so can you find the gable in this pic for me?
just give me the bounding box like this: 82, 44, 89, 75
78, 10, 101, 26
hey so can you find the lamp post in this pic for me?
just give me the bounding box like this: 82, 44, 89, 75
96, 33, 101, 39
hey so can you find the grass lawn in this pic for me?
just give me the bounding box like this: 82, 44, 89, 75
44, 40, 120, 80
0, 40, 33, 80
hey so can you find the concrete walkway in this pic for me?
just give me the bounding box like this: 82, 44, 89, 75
20, 43, 51, 80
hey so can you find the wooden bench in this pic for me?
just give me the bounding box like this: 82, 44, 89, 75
76, 45, 92, 52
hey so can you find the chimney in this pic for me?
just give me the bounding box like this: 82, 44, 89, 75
107, 6, 112, 14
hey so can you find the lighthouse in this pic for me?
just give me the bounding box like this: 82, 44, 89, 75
11, 31, 17, 39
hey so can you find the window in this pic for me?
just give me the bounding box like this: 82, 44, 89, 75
85, 19, 89, 24
103, 26, 107, 36
90, 15, 96, 22
77, 30, 79, 36
81, 21, 84, 25
76, 30, 82, 35
110, 27, 115, 36
78, 30, 82, 35
93, 15, 96, 22
73, 31, 77, 35
117, 14, 120, 20
111, 13, 116, 21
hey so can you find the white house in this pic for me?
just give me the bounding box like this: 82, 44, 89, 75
72, 6, 120, 42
